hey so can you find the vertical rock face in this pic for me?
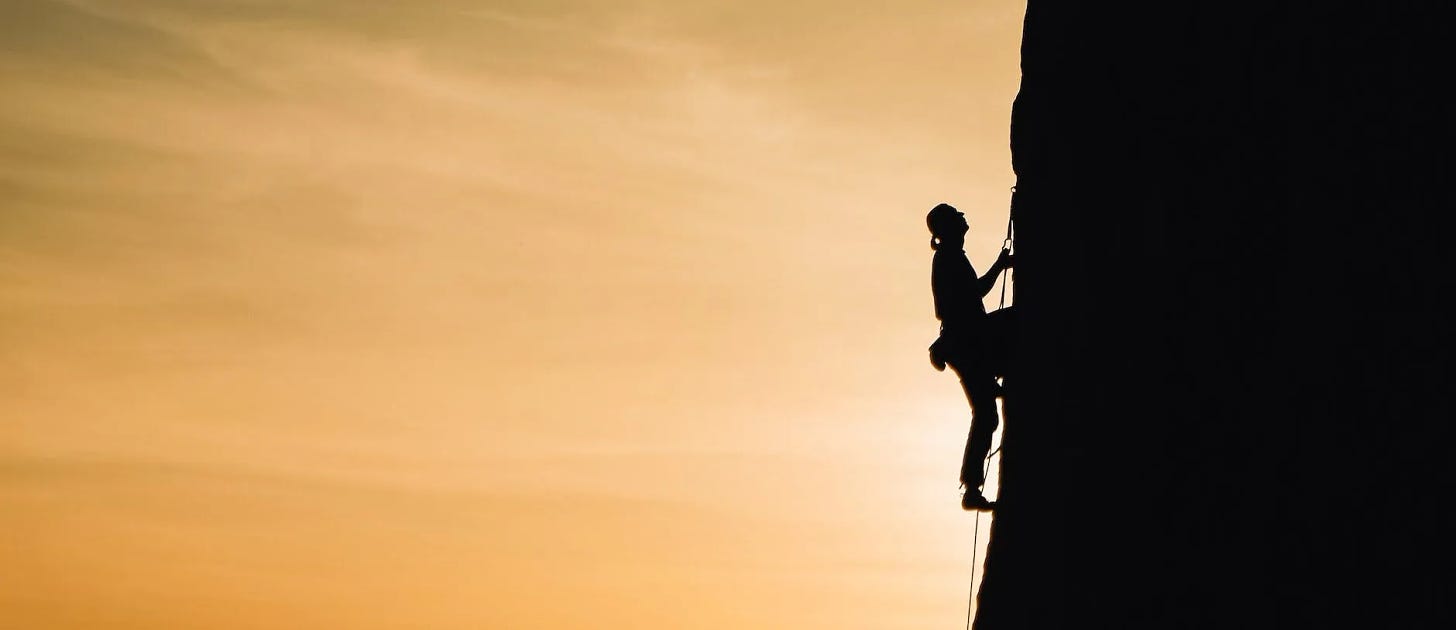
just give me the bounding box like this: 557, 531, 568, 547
978, 3, 1452, 628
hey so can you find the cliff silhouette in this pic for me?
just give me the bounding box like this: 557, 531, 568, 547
975, 3, 1452, 628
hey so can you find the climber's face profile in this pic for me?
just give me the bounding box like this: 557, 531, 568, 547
927, 203, 970, 242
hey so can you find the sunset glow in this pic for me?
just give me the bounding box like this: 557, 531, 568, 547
2, 1, 1024, 627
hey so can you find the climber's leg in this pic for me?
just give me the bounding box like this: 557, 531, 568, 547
958, 396, 999, 488
952, 360, 1001, 490
985, 306, 1017, 380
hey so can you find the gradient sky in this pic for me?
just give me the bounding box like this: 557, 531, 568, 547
1, 1, 1025, 627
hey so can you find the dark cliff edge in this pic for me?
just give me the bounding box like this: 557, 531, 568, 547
977, 3, 1453, 628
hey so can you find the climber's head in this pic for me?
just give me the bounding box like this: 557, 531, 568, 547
926, 203, 968, 250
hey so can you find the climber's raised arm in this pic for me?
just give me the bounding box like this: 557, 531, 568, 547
977, 248, 1014, 298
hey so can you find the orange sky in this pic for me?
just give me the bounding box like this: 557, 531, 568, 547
1, 1, 1024, 627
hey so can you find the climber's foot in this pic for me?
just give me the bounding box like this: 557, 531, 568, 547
961, 490, 995, 512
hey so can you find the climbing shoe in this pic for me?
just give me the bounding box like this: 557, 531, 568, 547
961, 490, 995, 512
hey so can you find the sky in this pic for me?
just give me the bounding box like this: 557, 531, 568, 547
1, 1, 1025, 627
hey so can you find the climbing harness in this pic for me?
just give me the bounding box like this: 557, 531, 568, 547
965, 185, 1017, 630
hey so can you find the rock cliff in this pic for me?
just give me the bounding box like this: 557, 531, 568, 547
977, 3, 1453, 627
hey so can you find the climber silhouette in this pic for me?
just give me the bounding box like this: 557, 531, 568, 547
925, 202, 1015, 512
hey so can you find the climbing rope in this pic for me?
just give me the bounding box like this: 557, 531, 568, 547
965, 445, 1000, 630
997, 186, 1016, 309
966, 186, 1016, 630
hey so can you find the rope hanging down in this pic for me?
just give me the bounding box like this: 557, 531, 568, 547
965, 445, 1001, 630
966, 186, 1016, 630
